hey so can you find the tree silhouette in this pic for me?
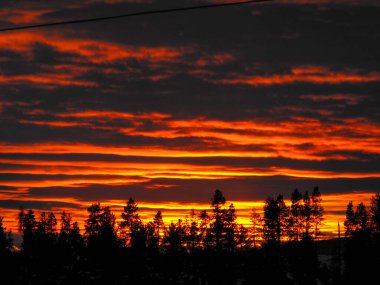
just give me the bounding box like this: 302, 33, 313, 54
34, 212, 58, 258
288, 188, 303, 241
198, 209, 210, 248
39, 212, 57, 235
263, 197, 278, 243
302, 191, 313, 239
311, 187, 324, 239
236, 224, 250, 249
0, 216, 13, 254
100, 206, 119, 248
129, 221, 149, 251
185, 209, 201, 252
224, 203, 237, 251
85, 203, 118, 253
343, 199, 377, 284
163, 219, 186, 254
152, 210, 164, 248
120, 197, 141, 247
344, 201, 370, 236
205, 189, 239, 251
250, 209, 263, 248
18, 209, 37, 253
0, 216, 14, 285
263, 195, 288, 244
146, 221, 159, 249
355, 202, 369, 233
370, 193, 380, 234
59, 211, 83, 257
206, 189, 226, 250
344, 201, 356, 237
85, 202, 102, 238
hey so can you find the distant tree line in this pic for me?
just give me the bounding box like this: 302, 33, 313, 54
9, 188, 324, 254
0, 189, 379, 285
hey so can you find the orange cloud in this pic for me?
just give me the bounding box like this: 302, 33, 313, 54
0, 9, 52, 24
13, 111, 380, 163
195, 52, 235, 67
0, 31, 188, 63
1, 160, 379, 180
300, 94, 362, 105
57, 110, 171, 120
219, 66, 380, 86
0, 74, 96, 87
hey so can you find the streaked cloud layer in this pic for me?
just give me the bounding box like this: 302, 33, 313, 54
0, 0, 379, 235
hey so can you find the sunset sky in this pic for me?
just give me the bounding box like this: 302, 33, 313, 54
0, 0, 379, 236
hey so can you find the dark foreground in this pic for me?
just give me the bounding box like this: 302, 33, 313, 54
1, 237, 379, 285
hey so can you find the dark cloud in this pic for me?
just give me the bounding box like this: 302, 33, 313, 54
0, 199, 81, 210
0, 173, 146, 182
24, 176, 380, 203
1, 153, 380, 174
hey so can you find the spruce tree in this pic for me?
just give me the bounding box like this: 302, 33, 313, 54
120, 198, 141, 247
289, 189, 303, 241
19, 209, 37, 253
0, 217, 13, 254
355, 202, 369, 233
59, 211, 83, 256
153, 210, 164, 247
250, 209, 263, 248
163, 219, 186, 254
85, 203, 118, 251
311, 187, 324, 239
344, 201, 356, 237
302, 191, 312, 239
224, 203, 237, 251
370, 193, 380, 234
263, 195, 288, 244
185, 209, 200, 252
199, 209, 209, 248
209, 189, 226, 250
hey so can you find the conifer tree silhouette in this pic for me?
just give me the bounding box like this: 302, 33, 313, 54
250, 209, 263, 248
355, 202, 369, 233
343, 197, 378, 284
263, 195, 288, 244
120, 197, 141, 247
302, 191, 312, 239
370, 193, 380, 234
18, 209, 37, 254
236, 224, 250, 249
288, 189, 303, 241
85, 203, 118, 254
163, 219, 186, 254
344, 201, 356, 237
152, 210, 164, 248
59, 211, 83, 259
311, 187, 324, 239
185, 209, 201, 251
224, 203, 237, 251
199, 209, 210, 247
0, 216, 13, 254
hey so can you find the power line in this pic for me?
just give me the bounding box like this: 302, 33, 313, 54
0, 0, 271, 32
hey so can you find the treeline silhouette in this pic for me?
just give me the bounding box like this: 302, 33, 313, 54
0, 189, 379, 284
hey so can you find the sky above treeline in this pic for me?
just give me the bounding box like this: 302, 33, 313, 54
0, 0, 379, 236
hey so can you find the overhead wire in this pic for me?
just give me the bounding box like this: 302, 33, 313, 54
0, 0, 271, 32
